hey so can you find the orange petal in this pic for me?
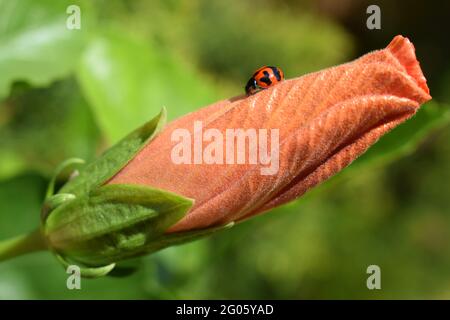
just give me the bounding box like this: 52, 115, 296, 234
108, 35, 431, 232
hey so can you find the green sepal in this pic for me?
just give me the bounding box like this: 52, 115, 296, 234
59, 107, 166, 197
44, 183, 193, 267
41, 193, 76, 223
45, 157, 85, 199
42, 157, 84, 224
55, 254, 116, 279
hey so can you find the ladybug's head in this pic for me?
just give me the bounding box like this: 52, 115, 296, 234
245, 77, 258, 95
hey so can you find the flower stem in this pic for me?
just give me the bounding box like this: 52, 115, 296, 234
0, 229, 48, 263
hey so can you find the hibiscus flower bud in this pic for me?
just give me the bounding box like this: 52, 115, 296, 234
109, 35, 431, 232
40, 35, 430, 274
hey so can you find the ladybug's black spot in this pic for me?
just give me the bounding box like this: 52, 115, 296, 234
259, 74, 272, 85
258, 70, 272, 85
270, 66, 282, 81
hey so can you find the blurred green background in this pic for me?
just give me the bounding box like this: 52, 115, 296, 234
0, 0, 450, 299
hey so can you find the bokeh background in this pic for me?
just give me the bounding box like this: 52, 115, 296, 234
0, 0, 449, 299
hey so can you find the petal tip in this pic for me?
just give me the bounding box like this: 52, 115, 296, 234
387, 35, 431, 99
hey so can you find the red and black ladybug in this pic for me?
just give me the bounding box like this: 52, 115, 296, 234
245, 66, 285, 95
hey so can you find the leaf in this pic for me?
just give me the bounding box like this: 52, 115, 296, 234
76, 29, 220, 143
0, 79, 100, 180
0, 0, 90, 100
0, 175, 45, 238
44, 184, 194, 267
59, 107, 166, 197
349, 101, 450, 171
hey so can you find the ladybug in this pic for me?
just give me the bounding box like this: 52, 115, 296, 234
245, 66, 285, 95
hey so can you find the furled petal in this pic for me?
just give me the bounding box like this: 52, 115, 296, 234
108, 35, 431, 232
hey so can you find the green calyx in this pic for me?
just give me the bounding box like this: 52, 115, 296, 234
44, 184, 194, 267
33, 107, 233, 278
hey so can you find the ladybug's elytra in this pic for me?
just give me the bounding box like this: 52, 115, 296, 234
245, 66, 285, 95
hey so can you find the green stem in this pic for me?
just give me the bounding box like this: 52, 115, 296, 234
0, 229, 48, 262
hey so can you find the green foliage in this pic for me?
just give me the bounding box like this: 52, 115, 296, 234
0, 0, 89, 100
184, 1, 354, 81
77, 29, 220, 143
0, 79, 99, 179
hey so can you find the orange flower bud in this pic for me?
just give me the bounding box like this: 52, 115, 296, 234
108, 35, 431, 233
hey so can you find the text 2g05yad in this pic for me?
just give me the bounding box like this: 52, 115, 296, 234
220, 304, 274, 315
